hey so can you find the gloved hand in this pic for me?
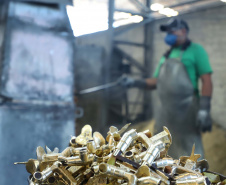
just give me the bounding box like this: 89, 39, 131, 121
196, 96, 212, 132
118, 75, 147, 88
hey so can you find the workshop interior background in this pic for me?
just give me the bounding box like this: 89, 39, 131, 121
0, 0, 226, 184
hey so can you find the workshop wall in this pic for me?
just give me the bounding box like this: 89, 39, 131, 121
150, 5, 226, 129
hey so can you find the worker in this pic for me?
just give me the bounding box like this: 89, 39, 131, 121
121, 18, 213, 159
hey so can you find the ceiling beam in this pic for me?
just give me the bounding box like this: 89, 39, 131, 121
115, 8, 148, 17
129, 0, 150, 12
168, 0, 206, 8
114, 17, 154, 36
114, 40, 148, 47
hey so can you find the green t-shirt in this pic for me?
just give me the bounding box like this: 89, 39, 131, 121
153, 42, 213, 94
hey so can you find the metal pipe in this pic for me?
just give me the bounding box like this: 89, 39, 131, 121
113, 129, 138, 156
171, 165, 202, 176
61, 147, 87, 156
153, 159, 174, 168
176, 176, 209, 185
99, 163, 137, 185
33, 161, 61, 182
142, 141, 165, 166
175, 173, 200, 181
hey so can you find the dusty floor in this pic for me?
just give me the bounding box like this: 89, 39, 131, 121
131, 120, 226, 175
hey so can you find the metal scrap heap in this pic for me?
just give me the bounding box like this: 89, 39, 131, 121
15, 124, 226, 185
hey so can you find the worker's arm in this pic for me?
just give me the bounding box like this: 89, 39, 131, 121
120, 76, 157, 90
145, 78, 157, 90
200, 74, 212, 96
197, 73, 213, 132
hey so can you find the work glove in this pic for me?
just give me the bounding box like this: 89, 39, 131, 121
196, 96, 212, 132
119, 75, 147, 88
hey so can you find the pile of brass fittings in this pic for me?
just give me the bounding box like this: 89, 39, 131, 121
15, 124, 226, 185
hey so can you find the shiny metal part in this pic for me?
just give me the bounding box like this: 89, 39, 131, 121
153, 159, 174, 168
29, 177, 41, 185
150, 127, 172, 145
87, 140, 97, 153
118, 123, 131, 135
149, 168, 170, 185
136, 165, 151, 178
142, 141, 165, 166
61, 147, 75, 157
171, 165, 202, 176
93, 132, 105, 148
76, 125, 93, 145
33, 161, 61, 182
58, 153, 94, 166
113, 129, 138, 156
175, 173, 200, 180
70, 136, 77, 146
137, 176, 162, 185
137, 132, 152, 149
36, 146, 46, 161
25, 159, 40, 175
134, 151, 146, 164
176, 176, 209, 185
99, 163, 137, 185
106, 123, 131, 148
16, 123, 225, 185
179, 144, 201, 166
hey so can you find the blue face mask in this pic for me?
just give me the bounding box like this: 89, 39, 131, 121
164, 34, 178, 46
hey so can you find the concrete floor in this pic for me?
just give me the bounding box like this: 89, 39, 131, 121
131, 120, 226, 175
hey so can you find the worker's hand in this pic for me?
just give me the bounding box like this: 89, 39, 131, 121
118, 75, 147, 88
196, 96, 212, 132
118, 75, 136, 88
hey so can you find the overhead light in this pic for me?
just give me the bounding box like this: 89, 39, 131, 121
159, 8, 179, 17
114, 12, 131, 20
129, 15, 143, 23
221, 0, 226, 2
113, 15, 143, 27
150, 3, 164, 11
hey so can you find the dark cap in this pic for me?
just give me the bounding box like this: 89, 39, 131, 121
160, 19, 189, 32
